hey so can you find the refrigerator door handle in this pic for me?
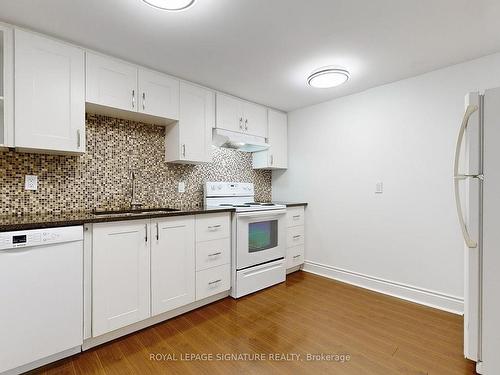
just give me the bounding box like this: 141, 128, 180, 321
453, 104, 479, 249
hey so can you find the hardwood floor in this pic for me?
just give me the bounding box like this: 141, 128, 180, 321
33, 271, 477, 375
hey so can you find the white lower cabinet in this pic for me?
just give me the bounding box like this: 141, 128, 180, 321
89, 212, 231, 341
195, 213, 231, 301
151, 216, 195, 315
92, 220, 151, 337
285, 206, 306, 272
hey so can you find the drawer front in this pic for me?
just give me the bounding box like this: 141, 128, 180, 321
286, 207, 305, 227
196, 238, 230, 271
234, 259, 285, 298
196, 213, 230, 242
287, 225, 304, 247
196, 264, 230, 301
287, 245, 305, 269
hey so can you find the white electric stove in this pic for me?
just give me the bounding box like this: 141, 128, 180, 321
204, 182, 287, 298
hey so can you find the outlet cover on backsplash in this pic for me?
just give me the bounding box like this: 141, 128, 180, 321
0, 114, 272, 215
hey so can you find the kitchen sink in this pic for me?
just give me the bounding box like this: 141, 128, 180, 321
92, 208, 179, 217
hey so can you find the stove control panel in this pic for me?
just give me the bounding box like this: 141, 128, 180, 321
205, 182, 254, 197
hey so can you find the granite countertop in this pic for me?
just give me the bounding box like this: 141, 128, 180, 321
273, 201, 308, 207
0, 206, 235, 232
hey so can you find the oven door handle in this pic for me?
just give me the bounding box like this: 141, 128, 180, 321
236, 209, 287, 219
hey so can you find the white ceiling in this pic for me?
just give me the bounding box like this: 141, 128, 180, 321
1, 0, 500, 111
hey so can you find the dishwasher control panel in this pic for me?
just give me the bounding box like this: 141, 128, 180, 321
0, 226, 83, 250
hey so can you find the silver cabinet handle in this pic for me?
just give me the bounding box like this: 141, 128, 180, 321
132, 90, 135, 109
208, 224, 222, 231
293, 215, 301, 219
142, 92, 146, 110
293, 235, 301, 239
208, 279, 222, 285
208, 252, 222, 257
270, 154, 274, 165
453, 104, 479, 248
156, 222, 159, 241
145, 224, 148, 243
182, 144, 186, 157
77, 129, 81, 148
239, 117, 243, 130
245, 119, 248, 131
293, 254, 301, 259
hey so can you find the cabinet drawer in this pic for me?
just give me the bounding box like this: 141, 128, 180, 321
286, 207, 305, 227
196, 238, 230, 271
196, 213, 230, 242
287, 226, 304, 247
287, 245, 305, 269
196, 264, 230, 301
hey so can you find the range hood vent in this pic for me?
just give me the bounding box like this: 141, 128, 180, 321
212, 128, 269, 153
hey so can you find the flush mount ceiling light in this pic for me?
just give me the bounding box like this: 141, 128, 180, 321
142, 0, 195, 11
307, 67, 350, 88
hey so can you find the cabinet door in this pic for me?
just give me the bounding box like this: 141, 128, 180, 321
179, 82, 214, 163
86, 52, 137, 112
252, 109, 287, 170
14, 29, 85, 153
243, 101, 267, 138
92, 220, 150, 337
216, 92, 243, 133
268, 109, 288, 168
138, 69, 179, 120
0, 25, 14, 148
151, 216, 195, 316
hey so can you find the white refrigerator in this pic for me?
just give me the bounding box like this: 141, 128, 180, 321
455, 88, 500, 375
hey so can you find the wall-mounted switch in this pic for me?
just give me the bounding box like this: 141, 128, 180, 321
25, 175, 38, 191
178, 181, 186, 193
375, 182, 383, 194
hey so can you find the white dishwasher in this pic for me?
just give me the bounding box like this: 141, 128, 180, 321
0, 226, 83, 375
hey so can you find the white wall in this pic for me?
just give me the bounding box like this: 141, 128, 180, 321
273, 52, 500, 313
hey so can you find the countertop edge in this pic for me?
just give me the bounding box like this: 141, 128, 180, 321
0, 208, 236, 232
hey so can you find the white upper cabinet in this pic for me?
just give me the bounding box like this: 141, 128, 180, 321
86, 52, 179, 121
14, 29, 85, 154
216, 92, 267, 138
243, 101, 267, 138
151, 216, 195, 316
0, 24, 13, 148
165, 82, 214, 164
138, 68, 179, 120
86, 52, 137, 112
253, 109, 288, 169
92, 220, 151, 337
216, 92, 243, 133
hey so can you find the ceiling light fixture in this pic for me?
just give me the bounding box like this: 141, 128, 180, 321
307, 67, 350, 88
142, 0, 195, 11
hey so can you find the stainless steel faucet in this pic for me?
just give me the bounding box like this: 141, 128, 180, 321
130, 171, 143, 210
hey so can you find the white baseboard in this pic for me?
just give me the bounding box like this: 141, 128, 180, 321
302, 261, 464, 315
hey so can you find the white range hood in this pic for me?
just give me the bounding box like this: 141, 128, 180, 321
212, 128, 269, 152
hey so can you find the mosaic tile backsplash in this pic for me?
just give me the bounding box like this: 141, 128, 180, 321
0, 114, 272, 215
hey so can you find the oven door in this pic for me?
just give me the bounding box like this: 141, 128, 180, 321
235, 209, 286, 270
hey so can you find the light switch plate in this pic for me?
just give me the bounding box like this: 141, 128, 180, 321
178, 181, 186, 193
25, 175, 38, 191
375, 182, 383, 194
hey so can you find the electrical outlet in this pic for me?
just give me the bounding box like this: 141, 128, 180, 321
25, 175, 38, 191
375, 182, 383, 194
178, 181, 186, 193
